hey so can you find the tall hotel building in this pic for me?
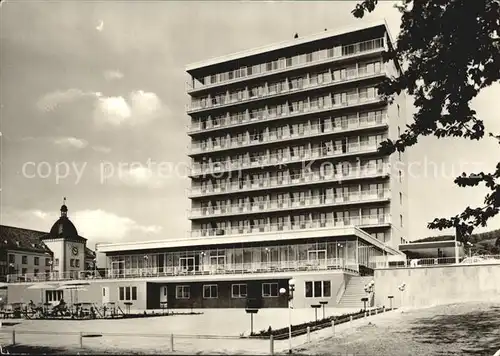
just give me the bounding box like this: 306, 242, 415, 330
7, 20, 410, 311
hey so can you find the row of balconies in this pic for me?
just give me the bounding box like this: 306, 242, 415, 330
187, 65, 384, 113
187, 37, 385, 92
190, 213, 390, 237
188, 92, 384, 134
190, 114, 387, 155
191, 141, 381, 176
189, 188, 390, 219
189, 166, 388, 197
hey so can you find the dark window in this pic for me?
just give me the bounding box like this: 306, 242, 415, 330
21, 268, 27, 275
262, 283, 278, 297
305, 281, 313, 298
314, 281, 322, 297
22, 256, 28, 265
34, 257, 39, 266
323, 281, 331, 297
119, 287, 124, 300
45, 258, 51, 267
125, 287, 131, 300
8, 255, 15, 264
203, 284, 218, 299
55, 258, 59, 267
131, 286, 137, 300
75, 259, 80, 268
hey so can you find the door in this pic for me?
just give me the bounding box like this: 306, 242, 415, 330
102, 287, 110, 304
160, 286, 168, 304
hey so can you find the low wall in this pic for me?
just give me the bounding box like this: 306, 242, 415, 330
374, 263, 500, 308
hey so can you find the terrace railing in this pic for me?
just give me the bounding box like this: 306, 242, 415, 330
7, 258, 359, 283
371, 254, 500, 269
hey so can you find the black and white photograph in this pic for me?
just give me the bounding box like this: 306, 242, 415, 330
0, 0, 499, 354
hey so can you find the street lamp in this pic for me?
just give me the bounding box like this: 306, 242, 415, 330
279, 278, 295, 354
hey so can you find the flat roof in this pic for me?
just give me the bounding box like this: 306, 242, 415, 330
96, 226, 401, 255
186, 19, 391, 73
399, 240, 463, 250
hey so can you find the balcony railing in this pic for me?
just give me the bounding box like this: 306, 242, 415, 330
187, 37, 385, 92
190, 214, 390, 238
371, 254, 500, 270
7, 259, 360, 283
188, 93, 384, 134
187, 66, 385, 113
189, 167, 389, 197
190, 114, 388, 155
189, 189, 390, 219
190, 141, 381, 176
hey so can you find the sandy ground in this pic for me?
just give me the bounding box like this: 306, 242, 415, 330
0, 304, 498, 355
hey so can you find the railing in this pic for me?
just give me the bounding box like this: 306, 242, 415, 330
190, 114, 388, 154
189, 189, 390, 218
372, 254, 500, 269
191, 141, 382, 176
190, 214, 390, 238
187, 67, 385, 112
187, 37, 385, 91
8, 259, 359, 283
189, 167, 389, 197
188, 94, 384, 134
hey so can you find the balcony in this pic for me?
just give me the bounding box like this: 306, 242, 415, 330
8, 258, 360, 283
190, 141, 381, 177
189, 189, 390, 219
190, 214, 390, 238
190, 114, 388, 155
187, 66, 385, 114
188, 93, 385, 135
187, 37, 385, 93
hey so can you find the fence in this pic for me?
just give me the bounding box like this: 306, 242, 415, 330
372, 254, 500, 270
0, 307, 394, 355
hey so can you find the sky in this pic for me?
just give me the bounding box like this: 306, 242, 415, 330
1, 1, 500, 249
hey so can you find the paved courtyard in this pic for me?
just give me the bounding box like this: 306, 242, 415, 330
0, 303, 498, 355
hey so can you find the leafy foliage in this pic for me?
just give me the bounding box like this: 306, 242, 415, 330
353, 0, 500, 238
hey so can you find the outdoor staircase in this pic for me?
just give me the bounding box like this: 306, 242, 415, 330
338, 276, 374, 309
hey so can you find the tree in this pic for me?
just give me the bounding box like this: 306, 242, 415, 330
353, 0, 500, 240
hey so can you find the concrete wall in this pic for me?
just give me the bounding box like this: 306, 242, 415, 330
374, 264, 500, 309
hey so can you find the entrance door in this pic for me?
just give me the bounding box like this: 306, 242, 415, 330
160, 286, 168, 304
102, 287, 110, 304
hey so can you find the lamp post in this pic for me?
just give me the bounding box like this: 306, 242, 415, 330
245, 308, 259, 335
319, 301, 328, 319
279, 278, 295, 354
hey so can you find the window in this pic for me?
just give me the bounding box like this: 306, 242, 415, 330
46, 290, 63, 302
305, 281, 331, 298
75, 259, 80, 268
262, 283, 279, 297
21, 268, 27, 275
399, 170, 402, 183
34, 257, 39, 266
8, 255, 14, 264
400, 192, 403, 205
45, 258, 51, 267
22, 256, 27, 265
203, 284, 218, 299
70, 259, 74, 267
232, 284, 247, 298
34, 268, 39, 276
118, 286, 138, 301
176, 285, 190, 299
55, 258, 59, 267
400, 214, 404, 227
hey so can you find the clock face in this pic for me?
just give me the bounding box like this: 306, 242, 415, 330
72, 246, 79, 256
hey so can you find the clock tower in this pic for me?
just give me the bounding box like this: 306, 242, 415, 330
41, 198, 87, 279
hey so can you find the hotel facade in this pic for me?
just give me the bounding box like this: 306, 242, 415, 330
7, 20, 409, 311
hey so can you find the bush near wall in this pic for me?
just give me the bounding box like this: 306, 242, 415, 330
249, 307, 392, 340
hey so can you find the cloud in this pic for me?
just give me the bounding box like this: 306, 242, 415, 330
1, 207, 162, 246
118, 165, 168, 188
53, 136, 89, 149
93, 90, 163, 127
92, 145, 112, 154
36, 89, 100, 112
94, 96, 132, 126
103, 70, 124, 81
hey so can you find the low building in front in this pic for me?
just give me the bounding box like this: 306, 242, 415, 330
6, 225, 403, 310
